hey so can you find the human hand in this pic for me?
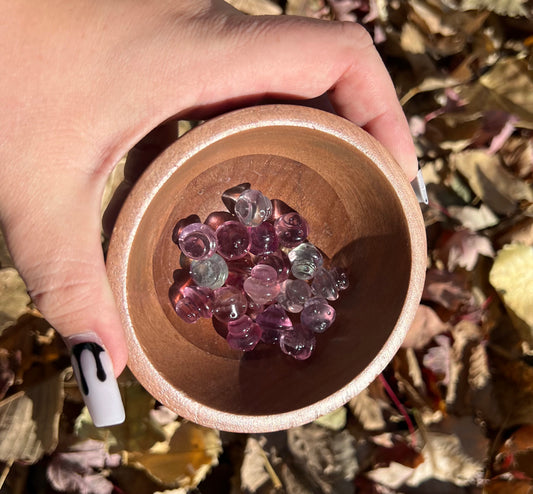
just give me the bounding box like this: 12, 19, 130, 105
0, 0, 418, 426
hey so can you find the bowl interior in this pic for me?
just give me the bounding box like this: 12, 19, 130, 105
111, 106, 423, 431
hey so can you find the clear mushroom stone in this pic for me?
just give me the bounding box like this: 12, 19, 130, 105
288, 243, 324, 280
189, 253, 228, 289
234, 189, 273, 227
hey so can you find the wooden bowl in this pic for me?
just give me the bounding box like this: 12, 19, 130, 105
107, 105, 426, 433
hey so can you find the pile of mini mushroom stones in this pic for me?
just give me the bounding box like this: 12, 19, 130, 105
169, 183, 349, 360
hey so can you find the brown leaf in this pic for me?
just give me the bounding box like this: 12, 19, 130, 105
226, 0, 283, 15
286, 0, 328, 17
349, 385, 388, 432
495, 425, 533, 478
0, 228, 14, 270
422, 268, 474, 312
0, 268, 31, 333
287, 424, 359, 493
460, 0, 528, 17
0, 371, 65, 463
451, 151, 533, 216
485, 478, 533, 494
403, 304, 450, 350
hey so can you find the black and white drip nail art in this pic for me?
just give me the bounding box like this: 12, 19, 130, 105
70, 341, 125, 427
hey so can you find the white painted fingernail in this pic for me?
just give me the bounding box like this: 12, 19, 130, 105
70, 341, 125, 427
411, 169, 428, 204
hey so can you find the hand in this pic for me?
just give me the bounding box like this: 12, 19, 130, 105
0, 0, 417, 426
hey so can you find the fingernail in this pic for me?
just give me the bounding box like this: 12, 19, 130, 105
411, 169, 428, 204
69, 338, 125, 427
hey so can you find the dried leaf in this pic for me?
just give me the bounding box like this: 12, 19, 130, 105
314, 406, 348, 431
0, 371, 65, 463
0, 349, 20, 400
422, 268, 474, 311
226, 0, 283, 15
0, 268, 31, 333
447, 203, 499, 231
494, 215, 533, 248
460, 0, 528, 17
367, 417, 486, 489
47, 439, 121, 494
0, 229, 14, 269
402, 304, 450, 350
445, 321, 484, 416
349, 386, 387, 432
286, 0, 328, 17
240, 437, 273, 493
489, 244, 533, 341
437, 229, 495, 271
451, 151, 533, 216
423, 334, 452, 386
287, 424, 358, 493
484, 478, 533, 494
126, 422, 222, 489
496, 425, 533, 478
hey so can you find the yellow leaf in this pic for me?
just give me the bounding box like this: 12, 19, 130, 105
126, 422, 222, 489
490, 244, 533, 342
314, 406, 347, 431
225, 0, 282, 15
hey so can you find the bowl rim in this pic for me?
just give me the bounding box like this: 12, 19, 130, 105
107, 104, 427, 432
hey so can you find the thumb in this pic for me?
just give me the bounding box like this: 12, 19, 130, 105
1, 174, 127, 428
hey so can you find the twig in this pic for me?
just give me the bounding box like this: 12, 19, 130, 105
379, 374, 418, 448
0, 460, 14, 490
258, 444, 283, 490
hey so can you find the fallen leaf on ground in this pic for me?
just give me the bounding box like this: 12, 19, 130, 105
489, 243, 533, 342
314, 406, 348, 431
47, 439, 121, 494
402, 304, 450, 350
422, 268, 474, 312
437, 229, 494, 271
0, 268, 31, 333
226, 0, 283, 14
0, 371, 65, 464
287, 424, 358, 493
451, 151, 533, 216
126, 422, 222, 489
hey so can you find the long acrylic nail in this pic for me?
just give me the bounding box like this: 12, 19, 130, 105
411, 169, 428, 204
69, 340, 125, 427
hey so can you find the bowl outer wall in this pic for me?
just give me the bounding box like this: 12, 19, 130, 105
106, 104, 427, 432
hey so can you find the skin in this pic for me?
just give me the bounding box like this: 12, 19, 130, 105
0, 0, 417, 376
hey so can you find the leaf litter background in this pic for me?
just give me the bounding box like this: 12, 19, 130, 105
0, 0, 532, 493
